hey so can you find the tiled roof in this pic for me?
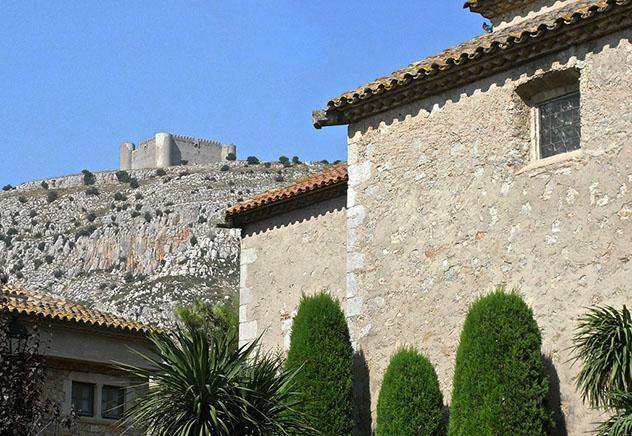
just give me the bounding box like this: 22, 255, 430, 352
314, 0, 631, 127
1, 283, 151, 334
225, 164, 347, 219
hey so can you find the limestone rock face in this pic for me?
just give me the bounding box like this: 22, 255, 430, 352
0, 161, 324, 325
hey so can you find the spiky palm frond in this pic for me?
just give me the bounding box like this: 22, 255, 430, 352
596, 391, 632, 436
571, 305, 632, 408
116, 324, 315, 435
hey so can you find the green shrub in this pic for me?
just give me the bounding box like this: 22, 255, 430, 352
46, 191, 59, 203
220, 165, 230, 172
81, 169, 96, 185
449, 287, 551, 436
40, 181, 49, 190
376, 348, 444, 436
292, 156, 300, 165
246, 156, 259, 165
85, 186, 99, 196
286, 292, 353, 435
129, 178, 139, 189
2, 185, 14, 191
115, 170, 131, 183
226, 152, 236, 161
155, 168, 166, 177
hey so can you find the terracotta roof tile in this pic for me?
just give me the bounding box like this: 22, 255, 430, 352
1, 283, 151, 334
225, 164, 347, 218
314, 0, 630, 127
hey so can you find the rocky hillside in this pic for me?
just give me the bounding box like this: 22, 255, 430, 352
0, 161, 325, 325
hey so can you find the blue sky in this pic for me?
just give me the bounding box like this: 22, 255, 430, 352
0, 1, 482, 186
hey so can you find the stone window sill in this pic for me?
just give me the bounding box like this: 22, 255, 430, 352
516, 149, 584, 176
76, 416, 121, 425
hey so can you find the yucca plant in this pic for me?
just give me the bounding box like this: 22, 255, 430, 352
596, 391, 632, 435
572, 305, 632, 435
117, 323, 315, 435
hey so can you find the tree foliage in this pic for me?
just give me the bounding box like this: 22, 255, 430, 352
376, 348, 444, 436
572, 305, 632, 435
0, 314, 74, 434
176, 299, 238, 350
118, 323, 314, 435
285, 292, 353, 435
449, 288, 551, 436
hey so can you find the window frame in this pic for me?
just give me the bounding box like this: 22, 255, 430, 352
101, 384, 126, 420
533, 90, 582, 160
71, 381, 96, 418
64, 372, 138, 423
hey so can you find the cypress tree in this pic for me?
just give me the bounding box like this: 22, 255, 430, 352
449, 287, 552, 435
285, 292, 353, 435
376, 348, 444, 436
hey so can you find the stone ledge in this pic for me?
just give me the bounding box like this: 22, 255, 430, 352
516, 149, 585, 176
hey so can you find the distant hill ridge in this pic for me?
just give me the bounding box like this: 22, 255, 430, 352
0, 160, 327, 324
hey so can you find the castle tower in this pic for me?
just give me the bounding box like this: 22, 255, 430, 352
155, 132, 175, 168
221, 144, 237, 161
119, 132, 235, 170
119, 143, 134, 170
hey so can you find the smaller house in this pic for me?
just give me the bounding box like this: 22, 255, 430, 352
225, 165, 348, 351
1, 283, 154, 436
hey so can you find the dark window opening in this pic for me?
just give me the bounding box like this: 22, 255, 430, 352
101, 385, 125, 419
538, 92, 581, 159
71, 381, 95, 417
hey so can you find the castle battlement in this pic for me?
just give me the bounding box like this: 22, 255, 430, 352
120, 132, 236, 170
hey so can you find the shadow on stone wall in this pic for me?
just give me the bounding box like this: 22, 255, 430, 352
353, 350, 372, 436
544, 354, 568, 436
242, 195, 347, 237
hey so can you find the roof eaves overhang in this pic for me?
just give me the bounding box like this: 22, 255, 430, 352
314, 0, 632, 128
224, 181, 347, 228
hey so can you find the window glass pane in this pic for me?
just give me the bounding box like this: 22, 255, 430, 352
102, 385, 125, 419
538, 92, 581, 158
71, 382, 95, 417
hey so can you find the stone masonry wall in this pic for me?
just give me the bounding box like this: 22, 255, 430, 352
239, 196, 347, 350
346, 30, 632, 434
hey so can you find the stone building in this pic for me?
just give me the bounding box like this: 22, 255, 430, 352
1, 283, 153, 435
228, 0, 632, 433
224, 165, 348, 350
119, 132, 236, 170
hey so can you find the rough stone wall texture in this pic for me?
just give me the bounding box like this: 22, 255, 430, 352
346, 30, 632, 434
173, 135, 223, 165
0, 161, 324, 325
129, 138, 157, 169
239, 196, 347, 351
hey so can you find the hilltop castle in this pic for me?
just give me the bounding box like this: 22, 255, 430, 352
119, 132, 236, 170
